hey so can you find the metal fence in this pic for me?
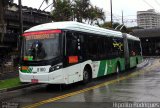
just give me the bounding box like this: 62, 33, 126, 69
0, 49, 19, 75
0, 45, 19, 82
0, 65, 17, 74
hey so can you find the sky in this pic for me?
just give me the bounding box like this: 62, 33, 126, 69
13, 0, 160, 27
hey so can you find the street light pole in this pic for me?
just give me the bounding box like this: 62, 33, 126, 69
122, 10, 124, 24
110, 0, 113, 28
18, 0, 23, 35
18, 0, 23, 61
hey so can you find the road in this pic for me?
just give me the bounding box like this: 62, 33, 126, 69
0, 58, 160, 108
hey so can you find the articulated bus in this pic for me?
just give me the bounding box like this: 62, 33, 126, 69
19, 21, 142, 84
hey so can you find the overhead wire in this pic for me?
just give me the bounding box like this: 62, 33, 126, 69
142, 0, 155, 9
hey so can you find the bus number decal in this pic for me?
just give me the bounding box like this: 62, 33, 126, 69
37, 68, 46, 72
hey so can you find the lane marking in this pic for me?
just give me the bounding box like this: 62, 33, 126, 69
23, 60, 158, 108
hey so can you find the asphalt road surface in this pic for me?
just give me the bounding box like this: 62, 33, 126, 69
1, 58, 160, 108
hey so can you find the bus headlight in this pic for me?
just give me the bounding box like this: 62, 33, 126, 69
49, 63, 62, 72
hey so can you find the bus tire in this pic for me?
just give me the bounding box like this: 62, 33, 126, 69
82, 67, 91, 84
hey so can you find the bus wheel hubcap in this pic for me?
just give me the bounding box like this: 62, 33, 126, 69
84, 71, 89, 80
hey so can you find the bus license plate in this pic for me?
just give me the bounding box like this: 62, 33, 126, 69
31, 79, 38, 83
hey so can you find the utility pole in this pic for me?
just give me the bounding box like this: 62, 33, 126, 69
18, 0, 23, 61
18, 0, 23, 35
122, 10, 124, 24
110, 0, 113, 28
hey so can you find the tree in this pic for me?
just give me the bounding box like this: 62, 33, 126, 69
86, 6, 105, 25
100, 21, 129, 33
72, 0, 90, 22
100, 22, 120, 29
0, 0, 13, 43
51, 0, 73, 21
72, 0, 105, 25
46, 0, 105, 25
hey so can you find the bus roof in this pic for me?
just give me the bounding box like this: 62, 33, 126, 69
126, 34, 140, 41
25, 21, 122, 38
25, 21, 140, 41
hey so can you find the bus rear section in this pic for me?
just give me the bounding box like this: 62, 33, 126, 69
123, 33, 143, 69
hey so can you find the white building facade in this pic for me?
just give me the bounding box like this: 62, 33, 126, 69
137, 9, 160, 29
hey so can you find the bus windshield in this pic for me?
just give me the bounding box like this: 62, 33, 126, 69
22, 32, 61, 61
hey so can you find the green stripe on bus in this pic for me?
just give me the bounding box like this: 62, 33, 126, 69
107, 60, 113, 74
96, 58, 127, 77
21, 70, 32, 73
22, 70, 28, 73
98, 60, 107, 77
119, 58, 125, 71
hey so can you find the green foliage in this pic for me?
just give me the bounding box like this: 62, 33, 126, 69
0, 77, 21, 90
51, 0, 72, 21
100, 22, 120, 29
100, 21, 130, 33
86, 6, 105, 25
72, 0, 91, 22
100, 22, 112, 28
49, 0, 105, 25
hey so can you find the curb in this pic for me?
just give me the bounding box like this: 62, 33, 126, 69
143, 56, 160, 58
137, 59, 149, 68
0, 83, 39, 93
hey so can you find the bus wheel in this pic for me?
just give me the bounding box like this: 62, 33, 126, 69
82, 68, 90, 84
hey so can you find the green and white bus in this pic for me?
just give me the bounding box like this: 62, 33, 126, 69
19, 21, 142, 84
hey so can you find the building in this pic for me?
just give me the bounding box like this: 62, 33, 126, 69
0, 3, 52, 65
0, 3, 52, 47
131, 28, 160, 56
137, 9, 160, 29
5, 3, 52, 34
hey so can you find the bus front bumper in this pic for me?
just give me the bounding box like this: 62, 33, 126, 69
19, 69, 68, 84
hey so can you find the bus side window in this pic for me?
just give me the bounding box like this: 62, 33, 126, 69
66, 32, 78, 56
134, 41, 141, 56
107, 37, 114, 58
128, 40, 135, 56
98, 37, 106, 59
81, 34, 98, 60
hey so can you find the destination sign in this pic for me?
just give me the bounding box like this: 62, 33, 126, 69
25, 34, 55, 40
